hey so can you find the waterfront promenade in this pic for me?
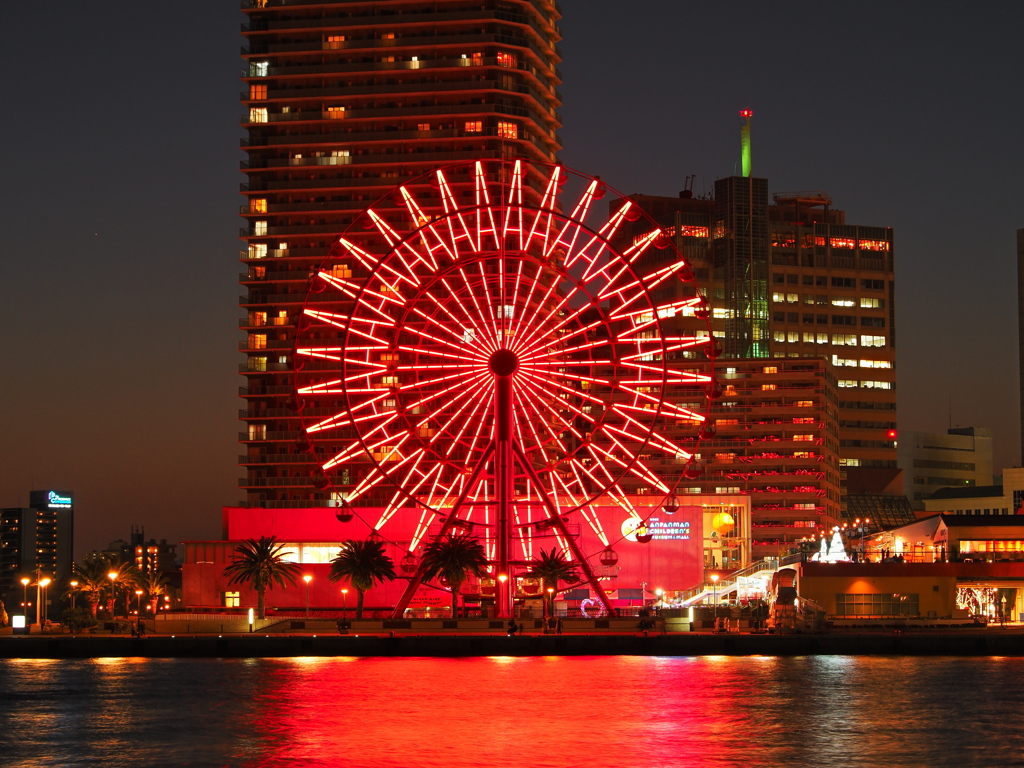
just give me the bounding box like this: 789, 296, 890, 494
4, 626, 1024, 658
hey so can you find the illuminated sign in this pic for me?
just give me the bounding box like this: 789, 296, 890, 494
47, 491, 72, 509
646, 517, 692, 541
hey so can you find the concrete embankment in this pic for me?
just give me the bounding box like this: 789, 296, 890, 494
3, 631, 1024, 659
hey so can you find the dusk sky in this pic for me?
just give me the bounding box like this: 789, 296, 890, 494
2, 2, 1022, 557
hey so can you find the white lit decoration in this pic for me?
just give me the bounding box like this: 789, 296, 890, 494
810, 526, 851, 563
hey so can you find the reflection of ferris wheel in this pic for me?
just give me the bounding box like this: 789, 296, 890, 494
294, 160, 715, 617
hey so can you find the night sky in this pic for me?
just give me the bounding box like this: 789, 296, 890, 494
2, 2, 1022, 558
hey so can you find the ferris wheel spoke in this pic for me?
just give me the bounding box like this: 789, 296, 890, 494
322, 416, 406, 470
436, 276, 501, 355
425, 374, 493, 455
365, 208, 437, 275
543, 178, 601, 260
375, 449, 430, 530
419, 283, 497, 354
512, 379, 572, 453
515, 367, 606, 412
396, 187, 458, 265
472, 161, 501, 251
402, 367, 490, 422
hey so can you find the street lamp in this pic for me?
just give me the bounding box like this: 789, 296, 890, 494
108, 571, 118, 618
135, 590, 144, 634
39, 578, 51, 626
303, 574, 313, 619
20, 577, 30, 622
497, 573, 509, 619
710, 574, 719, 607
341, 588, 349, 630
545, 586, 554, 631
69, 580, 79, 611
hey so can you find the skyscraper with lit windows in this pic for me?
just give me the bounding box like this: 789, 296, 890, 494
237, 0, 563, 508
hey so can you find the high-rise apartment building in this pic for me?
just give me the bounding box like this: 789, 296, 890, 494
0, 491, 74, 606
238, 0, 563, 508
619, 181, 898, 513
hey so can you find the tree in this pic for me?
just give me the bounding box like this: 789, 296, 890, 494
419, 533, 489, 619
72, 557, 127, 618
138, 570, 170, 617
224, 536, 302, 619
328, 539, 397, 619
525, 547, 581, 619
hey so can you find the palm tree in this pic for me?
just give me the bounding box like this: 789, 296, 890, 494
224, 536, 302, 619
106, 560, 142, 618
419, 533, 489, 619
525, 547, 581, 619
328, 539, 397, 619
138, 570, 170, 617
72, 557, 125, 618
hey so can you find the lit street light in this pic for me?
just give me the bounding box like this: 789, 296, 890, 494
341, 588, 349, 632
69, 580, 79, 611
303, 574, 313, 619
711, 574, 720, 607
108, 571, 118, 618
20, 577, 30, 623
39, 578, 51, 626
135, 590, 144, 635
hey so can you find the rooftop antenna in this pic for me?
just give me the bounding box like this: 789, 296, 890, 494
740, 109, 753, 177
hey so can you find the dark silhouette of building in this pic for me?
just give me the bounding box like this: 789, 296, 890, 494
0, 491, 74, 607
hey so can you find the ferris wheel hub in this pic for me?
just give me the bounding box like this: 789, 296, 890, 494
488, 348, 519, 378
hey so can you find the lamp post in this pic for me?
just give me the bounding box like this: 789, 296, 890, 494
302, 574, 313, 619
711, 574, 719, 607
134, 590, 144, 634
498, 573, 508, 619
341, 588, 349, 630
107, 571, 118, 618
69, 580, 79, 611
39, 578, 51, 626
20, 577, 30, 623
545, 586, 554, 631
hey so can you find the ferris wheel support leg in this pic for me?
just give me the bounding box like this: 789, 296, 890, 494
495, 374, 514, 620
389, 444, 496, 619
512, 443, 618, 618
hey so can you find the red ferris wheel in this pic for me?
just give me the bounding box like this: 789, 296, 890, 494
294, 160, 715, 617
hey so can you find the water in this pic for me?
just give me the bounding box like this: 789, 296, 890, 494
1, 655, 1022, 768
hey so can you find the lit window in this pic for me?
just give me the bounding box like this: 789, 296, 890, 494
381, 33, 395, 40
773, 331, 786, 343
838, 379, 859, 388
860, 335, 886, 347
248, 334, 267, 350
715, 419, 739, 426
249, 108, 268, 123
497, 52, 517, 67
250, 198, 267, 214
832, 357, 857, 367
793, 434, 815, 442
497, 121, 518, 139
249, 84, 267, 100
248, 357, 267, 372
272, 311, 288, 326
859, 359, 892, 369
831, 297, 855, 307
409, 56, 421, 69
830, 237, 856, 249
249, 61, 269, 77
224, 592, 240, 608
761, 384, 777, 391
465, 121, 483, 133
250, 311, 267, 326
832, 334, 858, 346
772, 292, 787, 303
860, 298, 882, 309
716, 487, 740, 494
787, 332, 799, 342
787, 293, 798, 303
715, 453, 736, 463
254, 221, 268, 236
417, 123, 430, 131
794, 400, 814, 408
860, 380, 892, 389
816, 333, 828, 344
326, 106, 346, 119
325, 35, 346, 50
712, 308, 731, 319
803, 235, 826, 248
840, 458, 862, 467
858, 239, 890, 252
248, 243, 268, 259
802, 332, 815, 343
248, 424, 267, 440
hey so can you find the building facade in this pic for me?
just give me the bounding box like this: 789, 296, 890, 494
617, 183, 897, 510
239, 0, 563, 508
898, 426, 994, 509
0, 490, 74, 607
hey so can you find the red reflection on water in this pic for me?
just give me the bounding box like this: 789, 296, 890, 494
238, 656, 764, 768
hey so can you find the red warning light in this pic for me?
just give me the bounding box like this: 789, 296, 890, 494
886, 429, 898, 440
739, 109, 753, 118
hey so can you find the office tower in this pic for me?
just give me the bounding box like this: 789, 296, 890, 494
898, 427, 994, 510
616, 179, 898, 516
238, 0, 563, 508
0, 490, 74, 606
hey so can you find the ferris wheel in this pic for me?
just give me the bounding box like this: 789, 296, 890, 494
294, 159, 715, 617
